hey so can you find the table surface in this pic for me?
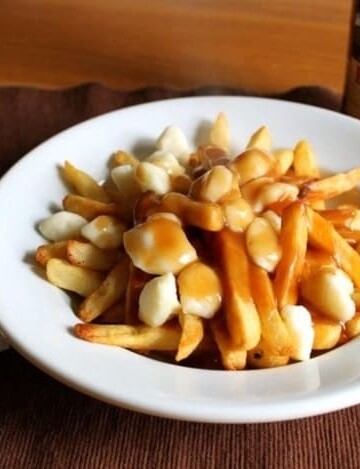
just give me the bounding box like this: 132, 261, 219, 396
0, 84, 359, 469
0, 0, 353, 94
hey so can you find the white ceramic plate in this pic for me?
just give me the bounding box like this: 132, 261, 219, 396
1, 96, 360, 423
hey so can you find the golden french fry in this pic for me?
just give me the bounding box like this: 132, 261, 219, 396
292, 140, 323, 211
102, 190, 135, 223
300, 167, 360, 202
249, 263, 291, 355
213, 229, 261, 349
246, 126, 272, 152
159, 192, 224, 231
317, 207, 358, 228
210, 317, 247, 370
312, 313, 342, 350
63, 161, 111, 203
271, 149, 294, 177
170, 174, 192, 194
345, 312, 360, 339
78, 256, 130, 322
293, 140, 319, 178
247, 339, 290, 369
273, 202, 308, 308
175, 311, 204, 361
302, 248, 336, 281
336, 227, 360, 244
209, 112, 230, 153
132, 191, 161, 225
111, 150, 139, 168
67, 240, 120, 271
125, 263, 152, 325
46, 259, 104, 297
352, 290, 360, 309
35, 241, 68, 266
63, 194, 126, 221
75, 322, 181, 351
306, 207, 360, 288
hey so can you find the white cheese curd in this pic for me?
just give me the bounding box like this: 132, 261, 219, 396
301, 267, 355, 322
81, 215, 126, 249
110, 164, 140, 198
135, 162, 171, 195
146, 150, 185, 176
281, 305, 314, 361
139, 273, 181, 327
155, 125, 190, 166
38, 211, 87, 241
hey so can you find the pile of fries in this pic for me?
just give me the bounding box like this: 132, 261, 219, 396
35, 112, 360, 370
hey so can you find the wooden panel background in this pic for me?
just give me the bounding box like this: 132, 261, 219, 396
0, 0, 353, 94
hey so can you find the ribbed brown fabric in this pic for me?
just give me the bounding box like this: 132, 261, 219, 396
0, 84, 355, 469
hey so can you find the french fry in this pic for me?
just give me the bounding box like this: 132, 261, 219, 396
352, 290, 360, 309
335, 227, 360, 244
210, 317, 247, 370
271, 149, 294, 177
293, 140, 322, 210
306, 207, 360, 288
37, 115, 360, 370
78, 256, 130, 322
125, 263, 152, 325
111, 150, 139, 168
63, 194, 126, 221
46, 259, 105, 297
170, 174, 192, 194
209, 112, 230, 154
75, 322, 181, 351
246, 126, 272, 152
345, 312, 360, 339
63, 161, 111, 203
35, 241, 68, 266
213, 229, 261, 349
311, 313, 342, 350
300, 167, 360, 202
133, 191, 161, 225
302, 248, 336, 282
249, 263, 291, 355
317, 207, 358, 228
293, 140, 319, 178
67, 240, 120, 271
247, 339, 290, 369
175, 311, 204, 361
273, 202, 308, 308
159, 192, 224, 231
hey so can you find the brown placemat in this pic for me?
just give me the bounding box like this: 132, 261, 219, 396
0, 84, 356, 469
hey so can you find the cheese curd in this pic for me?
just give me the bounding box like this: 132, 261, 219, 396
38, 211, 87, 241
139, 273, 181, 327
155, 125, 190, 166
81, 216, 126, 249
301, 267, 355, 322
123, 217, 197, 275
281, 305, 314, 361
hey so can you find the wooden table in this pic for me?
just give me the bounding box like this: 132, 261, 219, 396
0, 0, 353, 94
